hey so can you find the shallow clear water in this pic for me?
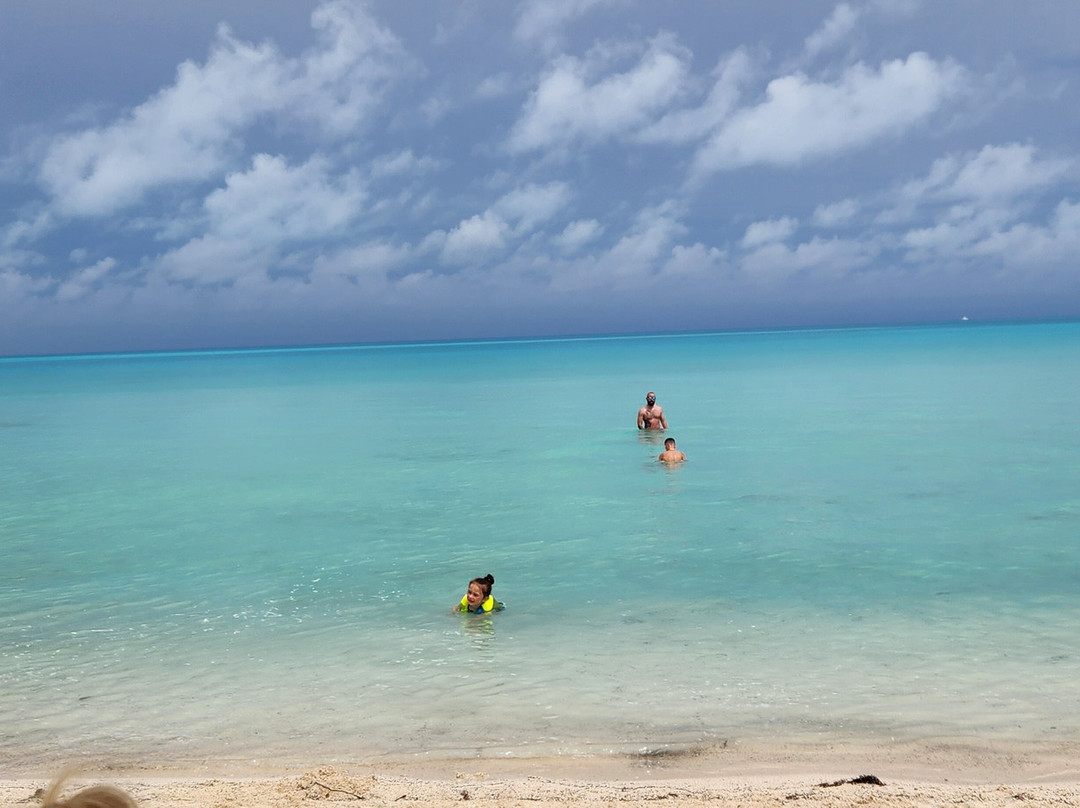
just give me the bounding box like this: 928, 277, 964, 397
2, 322, 1079, 770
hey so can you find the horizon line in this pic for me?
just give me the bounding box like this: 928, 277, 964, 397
2, 315, 1077, 364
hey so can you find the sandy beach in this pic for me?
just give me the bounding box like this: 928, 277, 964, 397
5, 739, 1080, 808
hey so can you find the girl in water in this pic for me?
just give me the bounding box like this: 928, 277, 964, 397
454, 573, 504, 613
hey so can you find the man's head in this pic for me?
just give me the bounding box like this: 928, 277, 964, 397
646, 392, 656, 404
664, 438, 676, 449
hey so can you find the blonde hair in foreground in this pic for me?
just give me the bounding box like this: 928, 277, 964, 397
40, 770, 137, 808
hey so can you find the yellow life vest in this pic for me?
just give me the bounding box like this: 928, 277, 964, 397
459, 594, 501, 613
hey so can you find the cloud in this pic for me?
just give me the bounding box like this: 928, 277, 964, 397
476, 73, 515, 99
437, 182, 571, 265
813, 198, 860, 227
637, 48, 752, 145
297, 0, 411, 134
929, 143, 1072, 203
898, 196, 1080, 277
691, 52, 968, 176
803, 3, 861, 60
603, 206, 685, 272
662, 242, 726, 277
507, 33, 691, 154
741, 235, 875, 281
204, 154, 366, 243
859, 140, 1080, 278
553, 219, 603, 253
901, 207, 1015, 255
901, 195, 1080, 273
550, 203, 687, 291
151, 152, 366, 286
881, 142, 1075, 230
967, 199, 1080, 268
56, 257, 118, 302
0, 267, 53, 297
312, 240, 415, 281
3, 208, 53, 250
155, 235, 270, 285
38, 30, 279, 218
441, 212, 508, 264
492, 181, 571, 234
742, 216, 799, 248
35, 1, 407, 219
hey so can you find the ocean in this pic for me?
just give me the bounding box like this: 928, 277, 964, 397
2, 321, 1079, 772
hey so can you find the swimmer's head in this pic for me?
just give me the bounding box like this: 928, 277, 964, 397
466, 573, 495, 608
646, 392, 656, 404
664, 438, 676, 448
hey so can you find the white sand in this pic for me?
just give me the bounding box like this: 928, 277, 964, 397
5, 739, 1080, 808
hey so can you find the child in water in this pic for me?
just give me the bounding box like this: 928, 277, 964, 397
454, 573, 504, 613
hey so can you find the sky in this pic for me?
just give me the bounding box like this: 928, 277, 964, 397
2, 0, 1079, 356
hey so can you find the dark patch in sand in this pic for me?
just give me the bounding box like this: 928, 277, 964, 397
628, 743, 722, 768
818, 775, 885, 787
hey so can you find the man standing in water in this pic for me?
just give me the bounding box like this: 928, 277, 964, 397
658, 437, 686, 463
637, 391, 667, 430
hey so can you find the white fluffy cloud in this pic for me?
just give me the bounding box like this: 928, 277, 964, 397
553, 219, 603, 253
877, 142, 1077, 266
155, 234, 271, 285
204, 154, 365, 243
56, 257, 118, 302
550, 204, 686, 291
968, 199, 1080, 268
507, 33, 691, 153
898, 196, 1080, 275
438, 182, 571, 264
741, 235, 874, 280
312, 240, 415, 280
662, 242, 726, 277
637, 49, 752, 145
904, 143, 1073, 205
1, 267, 54, 297
803, 3, 860, 60
2, 209, 53, 251
493, 182, 571, 234
742, 216, 799, 248
813, 199, 860, 227
147, 153, 366, 286
692, 52, 968, 175
36, 1, 406, 219
296, 1, 411, 134
441, 212, 508, 264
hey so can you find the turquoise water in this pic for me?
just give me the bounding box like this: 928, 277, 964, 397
2, 322, 1079, 771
